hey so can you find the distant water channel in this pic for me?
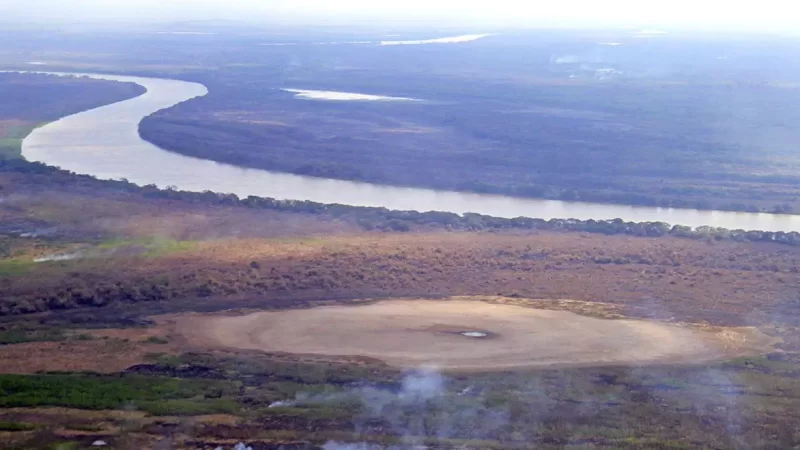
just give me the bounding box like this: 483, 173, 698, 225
21, 72, 800, 232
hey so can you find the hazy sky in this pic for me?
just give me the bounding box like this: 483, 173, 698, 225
1, 0, 797, 32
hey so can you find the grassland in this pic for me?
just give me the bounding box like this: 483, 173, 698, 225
4, 229, 798, 323
0, 119, 43, 160
0, 125, 33, 159
0, 374, 239, 413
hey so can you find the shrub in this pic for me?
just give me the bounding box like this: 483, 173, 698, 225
0, 421, 37, 431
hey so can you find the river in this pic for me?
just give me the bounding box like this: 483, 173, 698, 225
21, 72, 800, 232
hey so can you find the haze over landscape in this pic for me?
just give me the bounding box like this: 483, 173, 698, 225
0, 1, 799, 449
2, 0, 799, 32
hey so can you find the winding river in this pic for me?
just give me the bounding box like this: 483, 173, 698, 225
21, 72, 800, 232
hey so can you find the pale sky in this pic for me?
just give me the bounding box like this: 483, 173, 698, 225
0, 0, 798, 32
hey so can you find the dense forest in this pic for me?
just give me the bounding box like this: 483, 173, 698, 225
135, 33, 800, 214
0, 73, 144, 122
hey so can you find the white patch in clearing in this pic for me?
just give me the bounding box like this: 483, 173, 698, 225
283, 89, 419, 102
380, 34, 492, 46
34, 252, 82, 263
461, 331, 488, 338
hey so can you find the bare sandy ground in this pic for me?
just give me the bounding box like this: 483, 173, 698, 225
167, 299, 777, 370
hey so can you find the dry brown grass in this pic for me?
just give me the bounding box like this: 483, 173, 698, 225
478, 296, 627, 319
0, 329, 179, 374
4, 231, 798, 326
0, 407, 243, 450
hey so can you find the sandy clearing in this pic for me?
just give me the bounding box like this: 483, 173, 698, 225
168, 300, 777, 371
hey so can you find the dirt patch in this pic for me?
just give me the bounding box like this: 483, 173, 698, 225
165, 299, 778, 371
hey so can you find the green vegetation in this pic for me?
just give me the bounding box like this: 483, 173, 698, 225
0, 328, 66, 345
97, 237, 196, 257
0, 260, 33, 276
0, 374, 239, 415
0, 326, 94, 345
0, 421, 37, 432
96, 238, 143, 250
0, 123, 35, 159
0, 137, 23, 160
144, 239, 196, 257
143, 336, 169, 344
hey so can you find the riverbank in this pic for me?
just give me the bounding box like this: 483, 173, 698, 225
21, 72, 800, 232
140, 67, 800, 217
4, 158, 800, 247
0, 72, 144, 159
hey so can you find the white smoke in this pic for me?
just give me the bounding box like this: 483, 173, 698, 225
34, 251, 83, 263
214, 444, 252, 450
322, 443, 384, 450
319, 367, 510, 448
316, 368, 446, 448
398, 367, 444, 402
268, 400, 294, 408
